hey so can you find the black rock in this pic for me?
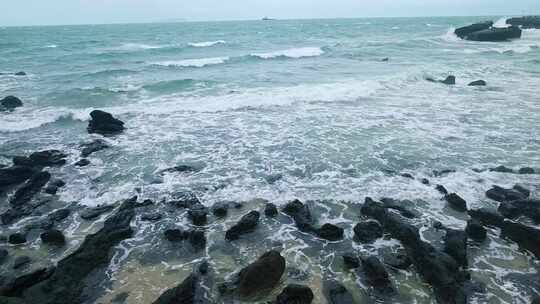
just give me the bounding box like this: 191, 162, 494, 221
159, 165, 200, 175
0, 267, 54, 297
0, 96, 23, 111
80, 205, 115, 220
381, 57, 389, 62
276, 284, 314, 304
0, 166, 37, 188
211, 201, 230, 218
141, 213, 162, 221
501, 221, 540, 259
164, 229, 187, 242
468, 208, 504, 228
237, 250, 285, 297
316, 223, 344, 241
21, 198, 136, 304
74, 159, 90, 167
519, 167, 535, 174
421, 178, 430, 185
87, 110, 125, 136
380, 198, 417, 218
513, 184, 531, 197
188, 203, 208, 226
44, 179, 66, 195
455, 21, 493, 38
466, 26, 522, 41
354, 220, 383, 243
436, 184, 448, 195
486, 185, 528, 202
442, 76, 456, 85
13, 150, 67, 168
466, 219, 487, 242
433, 169, 456, 177
507, 16, 540, 29
225, 211, 260, 241
187, 229, 206, 250
152, 262, 210, 304
13, 256, 31, 269
0, 249, 8, 264
489, 165, 514, 173
468, 80, 486, 86
323, 281, 354, 304
14, 71, 26, 76
40, 229, 65, 246
169, 191, 201, 208
361, 256, 396, 295
445, 193, 467, 212
401, 173, 414, 179
264, 203, 278, 217
498, 199, 540, 223
342, 253, 360, 269
381, 248, 412, 270
443, 229, 468, 268
80, 140, 109, 157
9, 171, 50, 207
8, 233, 26, 245
282, 199, 314, 232
47, 208, 70, 222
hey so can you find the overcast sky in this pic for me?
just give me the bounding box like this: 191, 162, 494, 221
1, 0, 539, 26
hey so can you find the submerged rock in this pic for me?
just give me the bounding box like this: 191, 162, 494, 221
468, 80, 486, 86
141, 212, 162, 221
342, 253, 360, 269
323, 280, 354, 304
436, 184, 448, 195
237, 250, 285, 298
381, 248, 412, 270
80, 139, 109, 157
0, 96, 23, 111
445, 193, 467, 212
188, 203, 208, 226
427, 76, 455, 85
498, 199, 540, 223
282, 199, 313, 232
80, 205, 115, 220
264, 203, 278, 218
40, 229, 65, 246
164, 229, 187, 242
468, 208, 504, 227
353, 220, 383, 243
0, 267, 54, 297
13, 150, 67, 168
380, 198, 417, 218
211, 201, 230, 218
152, 262, 211, 304
225, 211, 260, 241
316, 223, 344, 241
466, 219, 487, 242
501, 221, 540, 259
0, 166, 37, 188
361, 256, 396, 296
518, 167, 535, 174
159, 165, 200, 175
74, 159, 90, 167
443, 229, 468, 268
489, 165, 514, 173
276, 284, 314, 304
47, 208, 70, 223
44, 179, 66, 195
13, 256, 31, 269
8, 233, 26, 245
486, 185, 528, 202
9, 171, 50, 207
0, 249, 8, 264
87, 110, 125, 136
169, 191, 201, 208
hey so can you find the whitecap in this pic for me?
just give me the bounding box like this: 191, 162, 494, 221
392, 26, 400, 30
45, 44, 57, 48
115, 43, 167, 51
440, 28, 461, 42
151, 56, 229, 68
188, 40, 226, 47
250, 47, 324, 59
494, 17, 510, 28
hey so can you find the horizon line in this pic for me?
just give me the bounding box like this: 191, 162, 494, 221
0, 13, 534, 28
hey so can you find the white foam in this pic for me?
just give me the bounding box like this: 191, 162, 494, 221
463, 44, 536, 54
45, 44, 57, 48
151, 57, 229, 68
115, 43, 167, 51
494, 17, 510, 28
250, 47, 324, 59
392, 26, 400, 30
188, 40, 226, 47
0, 107, 85, 132
440, 27, 461, 42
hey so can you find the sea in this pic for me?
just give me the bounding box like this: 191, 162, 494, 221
1, 16, 540, 303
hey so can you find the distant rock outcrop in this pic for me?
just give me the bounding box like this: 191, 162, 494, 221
454, 21, 522, 41
0, 96, 23, 111
87, 110, 125, 136
506, 16, 540, 29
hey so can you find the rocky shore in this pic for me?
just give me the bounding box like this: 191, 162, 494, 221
0, 111, 539, 303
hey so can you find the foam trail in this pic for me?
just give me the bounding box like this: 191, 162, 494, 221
250, 47, 324, 59
152, 57, 229, 68
188, 40, 226, 47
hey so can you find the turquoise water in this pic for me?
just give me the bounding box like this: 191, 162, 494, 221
1, 17, 540, 303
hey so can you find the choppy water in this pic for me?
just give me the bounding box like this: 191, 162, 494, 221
1, 16, 540, 303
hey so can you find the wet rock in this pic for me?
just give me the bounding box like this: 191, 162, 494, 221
276, 284, 314, 304
8, 233, 26, 245
316, 223, 344, 241
532, 296, 540, 304
15, 72, 26, 76
80, 139, 109, 157
0, 249, 8, 264
468, 80, 486, 86
13, 150, 67, 168
468, 208, 504, 228
421, 178, 430, 185
13, 256, 31, 269
467, 26, 522, 41
282, 199, 314, 232
498, 199, 540, 223
361, 197, 467, 303
211, 201, 230, 218
9, 171, 50, 207
80, 205, 115, 220
188, 203, 208, 226
47, 208, 70, 222
445, 193, 467, 212
519, 167, 535, 174
513, 184, 531, 197
74, 159, 90, 167
443, 229, 468, 268
152, 261, 210, 304
507, 16, 540, 29
21, 198, 135, 304
486, 185, 528, 202
442, 76, 456, 85
433, 169, 456, 177
141, 212, 162, 221
164, 229, 187, 242
0, 96, 23, 111
225, 211, 260, 241
159, 165, 200, 175
489, 165, 514, 173
400, 173, 414, 179
380, 198, 417, 218
455, 21, 493, 38
44, 179, 66, 195
264, 173, 283, 184
264, 203, 278, 218
237, 250, 285, 298
354, 220, 383, 243
187, 229, 206, 250
0, 166, 37, 189
466, 219, 487, 242
0, 296, 27, 304
169, 191, 200, 208
361, 256, 396, 295
323, 280, 354, 304
342, 253, 360, 269
381, 247, 412, 270
87, 110, 125, 136
40, 229, 65, 246
436, 184, 448, 195
501, 221, 540, 259
0, 267, 54, 297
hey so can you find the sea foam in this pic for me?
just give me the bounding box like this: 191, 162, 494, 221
188, 40, 226, 47
152, 57, 229, 68
250, 47, 324, 59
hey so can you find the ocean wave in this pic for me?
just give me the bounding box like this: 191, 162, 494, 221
151, 57, 229, 68
392, 26, 400, 30
440, 28, 461, 42
0, 107, 86, 132
142, 79, 213, 94
494, 17, 510, 28
250, 47, 324, 59
111, 43, 169, 52
463, 44, 537, 54
84, 69, 138, 78
188, 40, 226, 47
45, 44, 58, 48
